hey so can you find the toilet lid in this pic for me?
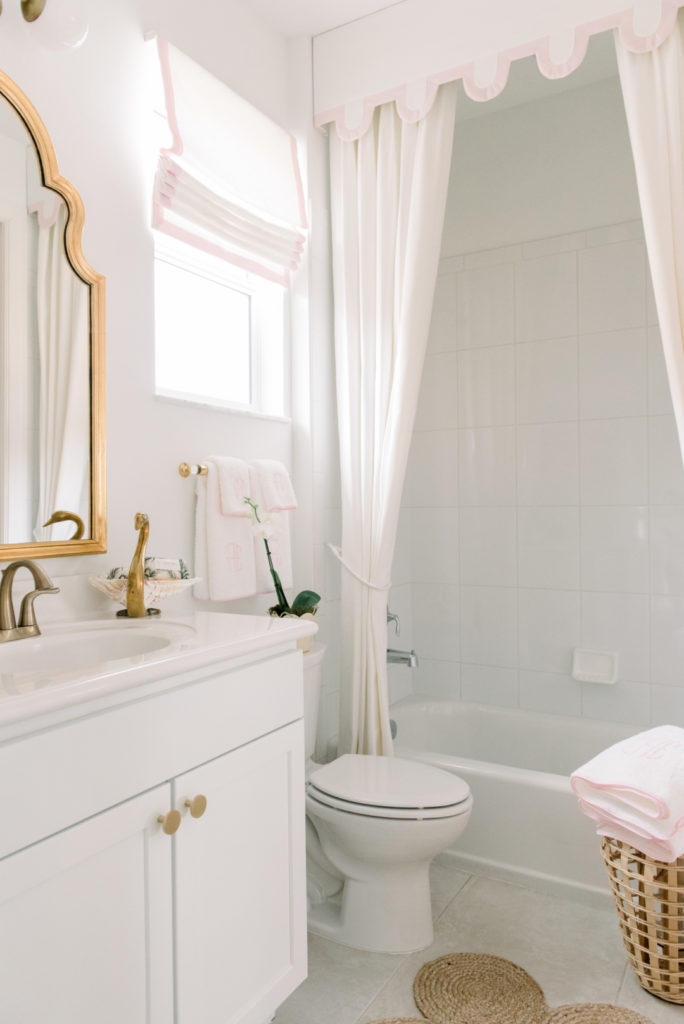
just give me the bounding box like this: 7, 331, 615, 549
307, 754, 470, 811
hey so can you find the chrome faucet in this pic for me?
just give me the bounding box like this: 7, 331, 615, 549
387, 647, 419, 668
0, 560, 59, 642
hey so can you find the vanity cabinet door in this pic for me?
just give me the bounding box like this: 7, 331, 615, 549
0, 785, 174, 1024
173, 719, 307, 1024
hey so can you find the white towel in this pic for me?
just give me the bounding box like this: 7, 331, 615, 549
571, 726, 684, 828
250, 459, 297, 511
594, 819, 684, 863
210, 455, 251, 516
248, 462, 293, 597
193, 460, 257, 601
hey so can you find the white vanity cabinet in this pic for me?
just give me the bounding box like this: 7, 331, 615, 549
0, 640, 307, 1024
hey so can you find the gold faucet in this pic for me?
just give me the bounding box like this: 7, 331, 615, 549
0, 560, 60, 642
117, 513, 160, 618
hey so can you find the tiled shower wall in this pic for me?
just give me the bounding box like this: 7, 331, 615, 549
393, 219, 684, 727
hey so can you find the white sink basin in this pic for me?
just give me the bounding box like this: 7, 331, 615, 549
0, 619, 196, 683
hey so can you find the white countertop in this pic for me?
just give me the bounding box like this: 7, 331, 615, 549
0, 610, 317, 737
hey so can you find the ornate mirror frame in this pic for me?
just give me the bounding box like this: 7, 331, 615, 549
0, 68, 106, 559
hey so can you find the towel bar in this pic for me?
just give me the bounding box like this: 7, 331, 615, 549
178, 462, 208, 477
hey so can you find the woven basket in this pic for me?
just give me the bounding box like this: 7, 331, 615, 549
601, 837, 684, 1004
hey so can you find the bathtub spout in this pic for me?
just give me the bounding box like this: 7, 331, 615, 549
387, 647, 418, 668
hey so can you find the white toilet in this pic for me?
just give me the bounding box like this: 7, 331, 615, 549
303, 642, 473, 954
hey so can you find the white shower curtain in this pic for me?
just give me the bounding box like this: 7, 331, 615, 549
329, 83, 458, 755
615, 13, 684, 463
34, 203, 90, 541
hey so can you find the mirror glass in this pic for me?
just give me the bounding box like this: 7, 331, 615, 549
0, 69, 105, 558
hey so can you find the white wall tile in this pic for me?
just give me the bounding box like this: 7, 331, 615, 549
518, 588, 580, 674
414, 352, 459, 431
460, 585, 518, 667
650, 506, 684, 597
580, 418, 648, 505
648, 326, 673, 416
410, 508, 459, 583
403, 430, 458, 508
578, 240, 646, 334
651, 595, 684, 686
516, 251, 578, 342
460, 507, 517, 587
517, 422, 579, 506
580, 507, 649, 594
579, 328, 648, 420
581, 592, 649, 682
461, 664, 518, 707
456, 263, 516, 348
522, 231, 585, 260
428, 273, 458, 353
516, 336, 578, 424
518, 507, 580, 590
585, 222, 643, 247
459, 425, 516, 506
649, 416, 684, 505
412, 658, 461, 698
392, 507, 413, 586
651, 685, 684, 728
411, 582, 459, 662
519, 671, 581, 716
581, 681, 650, 726
388, 664, 415, 704
457, 346, 515, 427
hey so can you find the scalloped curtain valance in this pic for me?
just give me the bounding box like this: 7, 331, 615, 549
315, 0, 684, 140
151, 38, 307, 286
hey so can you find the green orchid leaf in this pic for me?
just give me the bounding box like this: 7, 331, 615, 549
291, 590, 321, 613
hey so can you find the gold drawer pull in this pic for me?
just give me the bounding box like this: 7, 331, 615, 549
157, 809, 182, 835
184, 794, 208, 819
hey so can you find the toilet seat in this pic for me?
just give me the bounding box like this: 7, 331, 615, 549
307, 753, 471, 821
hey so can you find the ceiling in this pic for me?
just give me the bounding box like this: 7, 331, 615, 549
243, 0, 401, 38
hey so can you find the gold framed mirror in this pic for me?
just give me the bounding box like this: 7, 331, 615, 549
0, 68, 105, 559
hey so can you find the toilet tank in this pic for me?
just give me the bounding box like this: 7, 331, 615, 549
302, 642, 326, 761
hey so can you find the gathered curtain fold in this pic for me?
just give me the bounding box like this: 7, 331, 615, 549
615, 12, 684, 464
329, 83, 458, 756
34, 203, 90, 541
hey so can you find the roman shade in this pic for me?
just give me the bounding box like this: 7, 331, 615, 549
152, 38, 307, 286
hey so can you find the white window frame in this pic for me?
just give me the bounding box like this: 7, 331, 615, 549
153, 233, 290, 420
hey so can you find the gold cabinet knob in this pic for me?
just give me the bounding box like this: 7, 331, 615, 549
157, 809, 182, 835
184, 794, 207, 819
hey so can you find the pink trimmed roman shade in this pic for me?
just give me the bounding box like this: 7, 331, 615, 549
152, 38, 307, 286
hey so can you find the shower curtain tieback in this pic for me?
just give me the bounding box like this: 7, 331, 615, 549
326, 543, 390, 592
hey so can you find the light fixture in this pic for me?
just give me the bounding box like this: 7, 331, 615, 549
0, 0, 89, 48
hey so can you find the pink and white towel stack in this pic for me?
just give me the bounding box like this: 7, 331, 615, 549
193, 456, 297, 602
570, 725, 684, 862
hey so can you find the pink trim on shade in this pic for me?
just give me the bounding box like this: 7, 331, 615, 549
152, 203, 291, 287
316, 0, 684, 139
157, 37, 183, 156
290, 135, 308, 230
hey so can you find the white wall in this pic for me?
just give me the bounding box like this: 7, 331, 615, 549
395, 70, 684, 728
0, 0, 335, 635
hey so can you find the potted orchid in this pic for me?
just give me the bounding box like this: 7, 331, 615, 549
244, 498, 320, 624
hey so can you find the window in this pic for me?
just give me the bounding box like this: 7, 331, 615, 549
153, 236, 287, 416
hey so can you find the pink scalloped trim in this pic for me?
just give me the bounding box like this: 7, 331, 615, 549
317, 0, 684, 140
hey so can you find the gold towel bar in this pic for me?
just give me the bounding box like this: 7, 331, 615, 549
179, 462, 208, 478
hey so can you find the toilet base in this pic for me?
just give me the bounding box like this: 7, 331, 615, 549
307, 863, 434, 954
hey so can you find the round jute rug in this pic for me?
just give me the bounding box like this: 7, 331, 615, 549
547, 1006, 655, 1024
413, 953, 549, 1024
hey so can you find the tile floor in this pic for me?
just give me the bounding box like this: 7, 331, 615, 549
275, 857, 684, 1024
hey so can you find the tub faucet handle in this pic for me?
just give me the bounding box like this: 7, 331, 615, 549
387, 608, 400, 635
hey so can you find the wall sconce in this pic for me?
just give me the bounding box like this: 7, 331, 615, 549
0, 0, 89, 48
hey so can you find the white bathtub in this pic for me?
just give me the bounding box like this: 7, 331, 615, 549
391, 695, 636, 896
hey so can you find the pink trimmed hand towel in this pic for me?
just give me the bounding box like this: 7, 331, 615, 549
249, 459, 297, 511
209, 455, 251, 516
571, 725, 684, 824
193, 459, 257, 601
